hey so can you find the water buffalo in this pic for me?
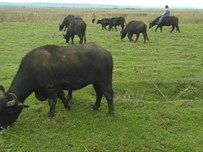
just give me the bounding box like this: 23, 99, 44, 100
0, 42, 114, 128
63, 18, 87, 44
59, 14, 75, 31
121, 20, 149, 44
96, 18, 111, 30
149, 16, 180, 33
109, 17, 126, 31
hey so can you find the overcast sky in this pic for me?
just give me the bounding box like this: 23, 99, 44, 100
0, 0, 202, 8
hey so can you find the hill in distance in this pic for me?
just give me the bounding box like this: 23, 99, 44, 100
0, 2, 202, 9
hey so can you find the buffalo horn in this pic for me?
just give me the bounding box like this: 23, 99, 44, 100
6, 93, 29, 108
6, 93, 18, 107
17, 102, 30, 108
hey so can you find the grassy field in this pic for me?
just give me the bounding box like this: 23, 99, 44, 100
0, 8, 203, 151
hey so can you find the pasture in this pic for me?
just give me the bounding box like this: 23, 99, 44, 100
0, 8, 203, 151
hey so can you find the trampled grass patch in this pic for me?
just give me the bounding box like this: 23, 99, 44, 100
0, 8, 203, 151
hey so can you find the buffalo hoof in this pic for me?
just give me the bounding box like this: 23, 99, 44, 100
92, 105, 99, 111
47, 111, 55, 118
65, 105, 71, 110
109, 110, 115, 116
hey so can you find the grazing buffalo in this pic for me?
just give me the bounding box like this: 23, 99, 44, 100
109, 17, 126, 31
59, 14, 75, 31
149, 16, 180, 33
63, 18, 87, 44
96, 18, 111, 30
121, 20, 149, 44
0, 43, 114, 128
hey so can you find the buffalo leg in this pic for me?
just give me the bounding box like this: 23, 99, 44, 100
84, 33, 86, 44
128, 34, 133, 41
92, 84, 103, 110
121, 25, 124, 31
135, 34, 139, 43
71, 35, 74, 44
108, 26, 112, 31
48, 98, 57, 117
64, 32, 70, 43
77, 34, 83, 44
142, 33, 146, 43
170, 25, 175, 33
144, 32, 149, 42
67, 90, 72, 101
160, 26, 163, 32
155, 26, 159, 32
114, 26, 117, 31
176, 25, 180, 32
57, 90, 71, 110
146, 33, 149, 41
93, 83, 114, 115
103, 86, 114, 115
47, 89, 57, 118
79, 35, 83, 44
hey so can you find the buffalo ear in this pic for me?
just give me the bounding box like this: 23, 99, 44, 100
0, 85, 5, 96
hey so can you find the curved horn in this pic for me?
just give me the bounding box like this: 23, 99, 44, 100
18, 102, 30, 108
6, 93, 18, 107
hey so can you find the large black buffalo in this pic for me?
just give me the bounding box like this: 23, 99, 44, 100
0, 43, 114, 128
149, 16, 180, 33
59, 14, 75, 31
109, 17, 126, 31
63, 18, 87, 44
121, 20, 149, 44
96, 18, 111, 30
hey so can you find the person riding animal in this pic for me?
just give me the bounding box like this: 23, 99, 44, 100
157, 5, 170, 25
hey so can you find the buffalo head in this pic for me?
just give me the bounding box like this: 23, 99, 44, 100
149, 21, 156, 28
120, 28, 127, 40
59, 24, 63, 31
96, 20, 101, 24
0, 85, 29, 129
63, 33, 70, 43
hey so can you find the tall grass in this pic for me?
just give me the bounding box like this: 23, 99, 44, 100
0, 8, 203, 24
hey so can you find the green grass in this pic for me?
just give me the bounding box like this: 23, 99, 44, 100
0, 20, 203, 151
